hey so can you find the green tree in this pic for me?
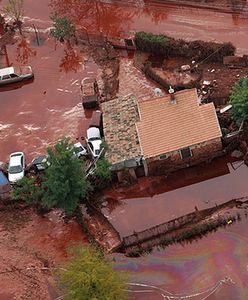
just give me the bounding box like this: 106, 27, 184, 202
11, 176, 43, 203
42, 138, 91, 214
50, 12, 75, 42
94, 157, 111, 181
229, 78, 248, 124
56, 245, 127, 300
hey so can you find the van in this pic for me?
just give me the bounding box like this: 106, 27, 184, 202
89, 110, 103, 136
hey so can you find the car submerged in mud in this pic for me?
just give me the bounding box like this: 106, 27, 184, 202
0, 66, 34, 86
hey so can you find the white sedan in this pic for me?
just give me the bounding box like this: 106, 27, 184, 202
8, 152, 25, 183
86, 127, 102, 158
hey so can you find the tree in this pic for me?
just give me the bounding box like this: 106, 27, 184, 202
50, 12, 75, 42
2, 0, 24, 33
229, 78, 248, 124
11, 176, 43, 204
11, 138, 91, 214
91, 157, 111, 190
42, 138, 91, 214
56, 245, 127, 300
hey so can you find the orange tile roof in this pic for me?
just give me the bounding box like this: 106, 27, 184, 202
136, 88, 222, 159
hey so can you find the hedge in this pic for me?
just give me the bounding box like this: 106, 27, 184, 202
135, 31, 236, 63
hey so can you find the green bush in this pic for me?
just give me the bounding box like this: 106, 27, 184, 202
229, 78, 248, 124
135, 31, 235, 62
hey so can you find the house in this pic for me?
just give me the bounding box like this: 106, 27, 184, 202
136, 88, 222, 175
101, 94, 143, 180
102, 89, 222, 178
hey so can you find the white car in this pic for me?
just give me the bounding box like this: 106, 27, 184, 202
8, 152, 25, 183
73, 142, 87, 158
0, 66, 33, 86
86, 127, 102, 158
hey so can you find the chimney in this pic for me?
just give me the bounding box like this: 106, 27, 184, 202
168, 86, 176, 104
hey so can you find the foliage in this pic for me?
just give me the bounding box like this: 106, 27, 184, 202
56, 244, 127, 300
229, 78, 248, 124
11, 138, 113, 213
135, 31, 235, 62
41, 138, 91, 214
11, 176, 43, 203
2, 0, 24, 23
50, 12, 75, 42
94, 157, 111, 181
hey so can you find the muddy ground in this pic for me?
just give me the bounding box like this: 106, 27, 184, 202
0, 206, 87, 300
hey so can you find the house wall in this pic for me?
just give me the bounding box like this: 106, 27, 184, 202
146, 137, 223, 176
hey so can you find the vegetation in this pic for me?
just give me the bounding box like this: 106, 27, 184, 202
50, 12, 75, 42
11, 176, 43, 204
56, 244, 127, 300
2, 0, 24, 23
2, 0, 24, 33
42, 138, 91, 214
12, 138, 92, 215
229, 78, 248, 124
135, 31, 235, 62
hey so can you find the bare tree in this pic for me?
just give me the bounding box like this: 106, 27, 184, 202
2, 0, 24, 34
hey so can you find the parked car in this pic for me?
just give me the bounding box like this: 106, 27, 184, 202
8, 152, 25, 183
86, 127, 102, 158
0, 171, 10, 200
81, 77, 100, 109
30, 155, 48, 173
89, 110, 103, 136
0, 66, 34, 86
73, 142, 87, 158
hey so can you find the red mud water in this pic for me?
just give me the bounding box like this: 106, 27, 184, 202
0, 33, 100, 161
112, 218, 248, 300
1, 0, 248, 54
16, 0, 248, 55
102, 156, 248, 236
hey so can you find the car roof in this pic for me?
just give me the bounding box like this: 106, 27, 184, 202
32, 155, 47, 165
74, 142, 83, 148
10, 152, 23, 165
87, 127, 100, 138
0, 67, 14, 77
0, 171, 8, 186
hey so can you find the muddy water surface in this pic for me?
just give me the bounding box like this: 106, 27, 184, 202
113, 218, 248, 300
1, 1, 248, 299
0, 33, 99, 161
103, 156, 248, 236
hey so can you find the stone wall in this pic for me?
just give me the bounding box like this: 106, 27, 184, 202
146, 137, 223, 175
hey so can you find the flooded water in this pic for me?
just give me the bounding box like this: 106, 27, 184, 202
0, 33, 99, 161
103, 156, 248, 236
1, 1, 248, 299
5, 0, 247, 54
113, 218, 248, 300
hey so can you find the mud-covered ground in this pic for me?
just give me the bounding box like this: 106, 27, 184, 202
0, 207, 87, 300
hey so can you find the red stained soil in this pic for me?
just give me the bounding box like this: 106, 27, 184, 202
0, 208, 87, 300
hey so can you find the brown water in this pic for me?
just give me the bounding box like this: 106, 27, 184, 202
0, 33, 99, 162
103, 156, 248, 236
113, 218, 248, 300
1, 1, 248, 299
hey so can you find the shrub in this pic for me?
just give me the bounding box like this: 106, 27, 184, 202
135, 31, 235, 62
